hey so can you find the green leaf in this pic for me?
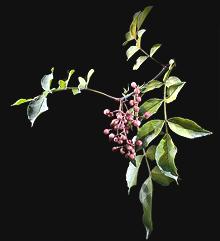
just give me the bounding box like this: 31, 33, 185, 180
146, 145, 157, 161
41, 70, 53, 91
133, 56, 148, 70
78, 77, 87, 90
58, 80, 67, 89
141, 80, 163, 93
65, 69, 75, 87
150, 43, 161, 57
166, 82, 185, 103
137, 120, 164, 147
130, 14, 139, 38
27, 95, 48, 127
126, 155, 144, 194
165, 76, 182, 87
137, 6, 153, 30
126, 46, 139, 60
151, 166, 173, 186
168, 117, 212, 139
139, 98, 163, 115
155, 134, 178, 182
11, 98, 33, 106
137, 29, 146, 38
122, 31, 134, 46
86, 69, 95, 86
72, 87, 80, 95
139, 176, 153, 239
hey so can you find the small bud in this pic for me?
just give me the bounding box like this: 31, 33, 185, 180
103, 109, 110, 115
134, 106, 140, 112
133, 120, 141, 127
103, 129, 110, 135
134, 88, 140, 94
121, 135, 127, 141
144, 112, 152, 119
118, 140, 123, 145
136, 140, 143, 146
120, 148, 126, 155
109, 133, 115, 140
112, 147, 118, 152
131, 82, 137, 88
126, 145, 133, 151
129, 100, 134, 106
129, 153, 135, 160
136, 96, 142, 102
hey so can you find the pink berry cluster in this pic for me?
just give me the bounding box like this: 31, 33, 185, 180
103, 82, 151, 160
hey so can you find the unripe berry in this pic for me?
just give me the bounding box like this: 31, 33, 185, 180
103, 129, 110, 135
120, 148, 125, 155
129, 100, 134, 106
133, 120, 141, 127
103, 109, 110, 115
129, 153, 135, 160
131, 82, 137, 88
136, 140, 143, 146
144, 112, 152, 119
134, 88, 140, 94
136, 96, 142, 102
109, 133, 115, 140
134, 106, 140, 112
130, 148, 135, 154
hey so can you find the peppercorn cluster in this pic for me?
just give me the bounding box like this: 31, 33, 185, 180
103, 82, 151, 160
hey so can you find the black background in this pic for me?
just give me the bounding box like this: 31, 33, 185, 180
2, 0, 219, 240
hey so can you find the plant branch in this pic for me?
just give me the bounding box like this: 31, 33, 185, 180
52, 87, 120, 102
140, 48, 165, 67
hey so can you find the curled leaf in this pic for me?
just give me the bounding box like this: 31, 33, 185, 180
27, 95, 48, 127
11, 98, 33, 106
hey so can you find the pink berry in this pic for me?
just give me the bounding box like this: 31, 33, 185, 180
103, 109, 110, 115
103, 129, 110, 135
133, 120, 141, 127
120, 148, 125, 155
134, 106, 140, 112
144, 112, 152, 119
118, 140, 123, 144
112, 147, 118, 152
129, 100, 134, 106
121, 135, 127, 141
113, 137, 118, 143
136, 96, 142, 102
136, 140, 143, 146
130, 148, 135, 154
129, 154, 135, 160
131, 82, 137, 88
134, 88, 140, 94
126, 145, 133, 151
109, 133, 115, 140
